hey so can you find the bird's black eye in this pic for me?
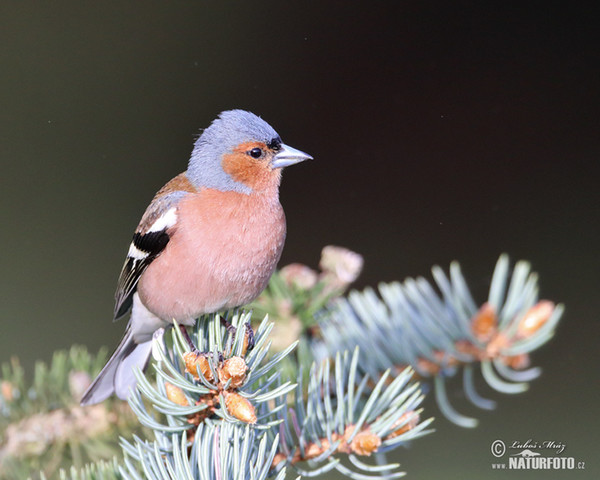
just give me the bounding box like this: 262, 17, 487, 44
248, 147, 263, 159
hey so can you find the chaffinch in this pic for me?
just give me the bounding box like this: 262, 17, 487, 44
81, 110, 311, 405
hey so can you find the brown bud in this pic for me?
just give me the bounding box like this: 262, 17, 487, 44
503, 353, 531, 370
517, 301, 554, 338
280, 263, 319, 290
304, 439, 331, 459
187, 396, 217, 425
471, 303, 498, 342
184, 352, 214, 382
1, 381, 14, 401
165, 382, 189, 406
224, 392, 256, 424
218, 356, 248, 389
387, 410, 420, 439
486, 333, 509, 358
433, 350, 459, 368
319, 246, 364, 286
272, 452, 287, 468
455, 339, 482, 359
350, 429, 381, 456
416, 357, 440, 376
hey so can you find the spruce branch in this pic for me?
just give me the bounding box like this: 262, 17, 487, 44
119, 423, 286, 480
12, 249, 563, 480
316, 255, 564, 428
1, 346, 108, 425
271, 348, 433, 479
0, 347, 140, 480
102, 311, 431, 480
51, 459, 122, 480
126, 312, 297, 435
114, 312, 298, 479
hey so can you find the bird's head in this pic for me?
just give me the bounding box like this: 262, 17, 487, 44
187, 110, 312, 194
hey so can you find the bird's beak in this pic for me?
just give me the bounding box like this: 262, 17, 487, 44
271, 143, 313, 169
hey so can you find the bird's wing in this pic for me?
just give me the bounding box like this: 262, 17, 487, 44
114, 174, 197, 320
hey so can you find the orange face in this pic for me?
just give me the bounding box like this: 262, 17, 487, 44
221, 141, 282, 192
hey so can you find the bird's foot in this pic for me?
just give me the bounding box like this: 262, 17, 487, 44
220, 316, 237, 339
220, 317, 255, 353
179, 324, 198, 353
245, 324, 255, 351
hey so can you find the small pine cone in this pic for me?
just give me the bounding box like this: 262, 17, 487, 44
387, 410, 420, 439
224, 392, 256, 424
517, 301, 554, 338
183, 352, 214, 382
350, 429, 381, 456
218, 356, 248, 389
471, 303, 498, 342
165, 382, 188, 406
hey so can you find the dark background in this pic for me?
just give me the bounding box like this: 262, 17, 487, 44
1, 1, 598, 478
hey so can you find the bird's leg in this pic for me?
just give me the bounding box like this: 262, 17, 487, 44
179, 324, 221, 368
220, 317, 256, 352
220, 317, 236, 354
179, 324, 199, 353
220, 317, 236, 338
245, 324, 256, 351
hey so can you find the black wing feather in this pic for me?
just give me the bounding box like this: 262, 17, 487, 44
114, 230, 170, 319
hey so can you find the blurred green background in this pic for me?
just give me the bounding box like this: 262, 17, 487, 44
1, 1, 598, 478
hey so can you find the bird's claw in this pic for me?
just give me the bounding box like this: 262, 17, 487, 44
179, 324, 198, 353
244, 324, 255, 351
220, 317, 255, 354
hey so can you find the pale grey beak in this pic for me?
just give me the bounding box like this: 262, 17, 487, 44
271, 143, 313, 169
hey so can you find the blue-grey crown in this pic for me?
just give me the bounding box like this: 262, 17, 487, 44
186, 110, 280, 193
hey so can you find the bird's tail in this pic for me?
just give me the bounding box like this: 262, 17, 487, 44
80, 326, 152, 405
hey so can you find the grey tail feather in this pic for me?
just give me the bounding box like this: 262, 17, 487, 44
80, 327, 152, 406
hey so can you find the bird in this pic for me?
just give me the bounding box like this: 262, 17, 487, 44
80, 110, 312, 405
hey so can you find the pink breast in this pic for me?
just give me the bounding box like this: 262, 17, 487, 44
138, 190, 286, 321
